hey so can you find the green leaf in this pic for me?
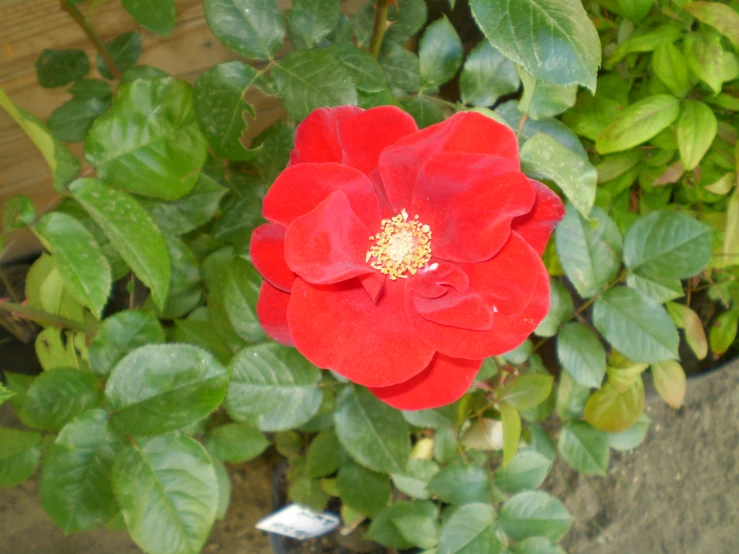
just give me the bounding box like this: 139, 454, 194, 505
97, 33, 141, 80
618, 0, 654, 22
593, 287, 679, 363
428, 464, 491, 505
36, 49, 89, 88
460, 40, 519, 107
366, 501, 425, 550
206, 272, 247, 354
213, 458, 231, 521
500, 374, 554, 411
4, 372, 34, 415
112, 434, 217, 554
555, 371, 590, 421
88, 310, 164, 377
651, 359, 686, 409
174, 313, 232, 365
329, 43, 388, 93
606, 25, 682, 69
402, 96, 444, 129
226, 343, 322, 431
0, 427, 42, 487
684, 32, 738, 95
204, 423, 269, 463
0, 384, 14, 408
495, 448, 552, 493
156, 236, 202, 319
120, 65, 169, 84
501, 402, 521, 467
677, 100, 717, 171
626, 273, 683, 304
21, 368, 102, 431
0, 88, 80, 190
289, 0, 340, 47
469, 0, 600, 91
499, 491, 573, 542
684, 2, 739, 47
334, 385, 410, 474
33, 212, 111, 318
584, 379, 645, 433
623, 210, 712, 281
534, 280, 573, 338
385, 0, 428, 44
204, 0, 284, 60
288, 475, 329, 512
123, 0, 175, 37
252, 121, 294, 183
68, 178, 171, 309
222, 257, 264, 342
143, 174, 226, 236
710, 310, 739, 357
520, 133, 596, 218
557, 322, 606, 388
667, 302, 708, 360
392, 500, 440, 550
391, 458, 440, 499
608, 413, 650, 451
419, 16, 463, 88
555, 204, 622, 298
558, 421, 609, 476
273, 49, 358, 121
518, 69, 577, 120
68, 79, 111, 101
596, 95, 680, 154
85, 77, 207, 201
40, 410, 124, 532
337, 461, 391, 518
105, 344, 229, 435
509, 537, 568, 554
193, 61, 261, 160
2, 194, 35, 231
306, 429, 346, 479
47, 97, 110, 143
402, 405, 456, 430
652, 42, 691, 97
438, 503, 502, 554
379, 41, 421, 95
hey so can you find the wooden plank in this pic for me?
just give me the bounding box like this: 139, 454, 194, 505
0, 0, 365, 262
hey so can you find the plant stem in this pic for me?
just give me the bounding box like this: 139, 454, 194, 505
0, 300, 93, 332
60, 0, 122, 80
369, 0, 393, 59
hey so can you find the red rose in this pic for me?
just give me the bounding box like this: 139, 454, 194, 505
250, 106, 564, 410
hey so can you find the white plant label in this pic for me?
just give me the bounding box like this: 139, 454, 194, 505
256, 503, 341, 540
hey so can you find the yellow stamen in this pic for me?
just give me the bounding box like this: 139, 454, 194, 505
366, 209, 432, 280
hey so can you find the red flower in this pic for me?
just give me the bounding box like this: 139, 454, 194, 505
250, 106, 564, 410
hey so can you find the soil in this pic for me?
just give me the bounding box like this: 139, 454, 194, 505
1, 359, 737, 554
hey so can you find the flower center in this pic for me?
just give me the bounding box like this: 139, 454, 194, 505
366, 209, 432, 280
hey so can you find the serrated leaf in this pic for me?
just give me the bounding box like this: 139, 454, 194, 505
48, 97, 111, 143
123, 0, 175, 37
626, 273, 683, 304
584, 379, 645, 433
469, 0, 600, 91
68, 178, 171, 309
558, 421, 609, 476
518, 68, 577, 120
520, 133, 596, 218
419, 16, 463, 88
666, 302, 707, 360
289, 0, 340, 47
495, 448, 552, 493
593, 287, 679, 363
379, 41, 421, 95
555, 204, 622, 298
677, 100, 717, 171
273, 49, 358, 121
112, 434, 218, 554
85, 77, 207, 200
329, 43, 388, 93
156, 236, 202, 319
204, 0, 284, 60
334, 385, 410, 474
500, 374, 554, 411
385, 0, 428, 44
36, 49, 89, 88
33, 212, 111, 318
96, 33, 141, 80
392, 500, 440, 550
88, 310, 164, 377
651, 360, 686, 409
204, 423, 269, 463
402, 96, 444, 128
534, 280, 573, 338
607, 413, 650, 451
222, 257, 264, 342
429, 464, 492, 505
226, 343, 321, 431
21, 368, 102, 431
499, 491, 573, 542
213, 458, 231, 521
557, 322, 606, 388
596, 95, 680, 154
68, 79, 111, 101
105, 344, 229, 435
555, 372, 590, 421
337, 461, 391, 518
0, 427, 42, 487
367, 501, 433, 550
460, 40, 519, 107
40, 410, 124, 532
439, 503, 502, 554
306, 429, 346, 479
391, 458, 440, 499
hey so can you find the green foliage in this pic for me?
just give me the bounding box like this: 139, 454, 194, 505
204, 0, 284, 60
36, 49, 89, 89
97, 33, 141, 80
123, 0, 176, 37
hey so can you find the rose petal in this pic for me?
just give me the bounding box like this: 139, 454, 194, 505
290, 106, 363, 165
338, 106, 419, 175
284, 191, 373, 285
263, 163, 381, 229
414, 261, 469, 299
379, 112, 521, 211
413, 287, 493, 330
257, 281, 295, 346
369, 354, 482, 410
412, 152, 535, 262
250, 224, 296, 292
511, 180, 565, 255
408, 253, 550, 359
288, 278, 434, 387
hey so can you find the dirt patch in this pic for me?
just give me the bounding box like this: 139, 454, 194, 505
553, 365, 739, 554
